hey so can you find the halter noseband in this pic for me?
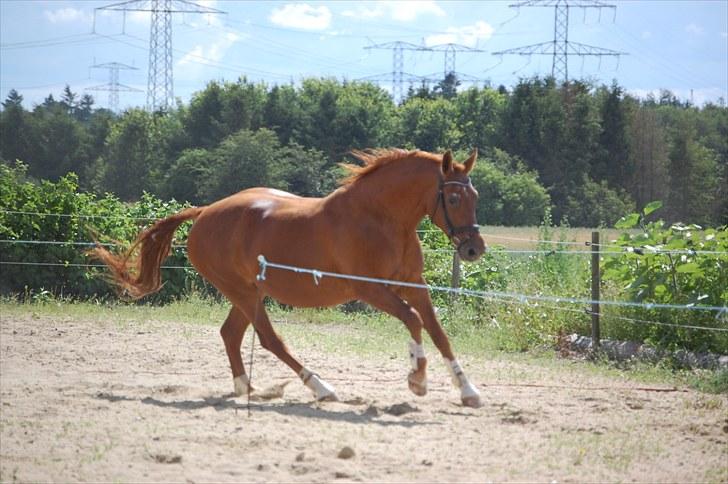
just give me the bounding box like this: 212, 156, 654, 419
432, 178, 480, 247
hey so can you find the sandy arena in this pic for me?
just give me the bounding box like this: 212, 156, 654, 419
1, 312, 726, 482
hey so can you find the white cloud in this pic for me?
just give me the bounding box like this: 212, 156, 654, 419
685, 22, 704, 36
269, 3, 332, 31
342, 1, 445, 22
425, 21, 494, 48
177, 32, 242, 73
44, 7, 91, 24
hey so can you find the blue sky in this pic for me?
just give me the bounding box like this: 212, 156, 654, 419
1, 0, 726, 110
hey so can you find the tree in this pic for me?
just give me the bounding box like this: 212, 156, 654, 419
199, 128, 284, 202
75, 94, 95, 123
219, 78, 266, 135
264, 84, 303, 145
454, 86, 505, 151
593, 83, 633, 187
434, 73, 460, 100
60, 85, 78, 115
666, 113, 720, 224
397, 97, 460, 151
95, 109, 161, 200
163, 148, 210, 204
0, 90, 31, 164
628, 106, 670, 211
468, 149, 551, 226
183, 81, 225, 148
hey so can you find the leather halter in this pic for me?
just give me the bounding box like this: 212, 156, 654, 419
432, 178, 480, 247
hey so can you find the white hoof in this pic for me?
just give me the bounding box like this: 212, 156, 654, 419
300, 369, 338, 401
460, 381, 482, 408
233, 374, 253, 397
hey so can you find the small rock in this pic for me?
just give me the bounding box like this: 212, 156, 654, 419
295, 452, 305, 462
421, 459, 433, 466
152, 453, 182, 464
256, 464, 270, 471
384, 402, 418, 416
335, 471, 351, 479
363, 405, 380, 417
337, 446, 355, 459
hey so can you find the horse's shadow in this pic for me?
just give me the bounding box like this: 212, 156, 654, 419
94, 391, 440, 428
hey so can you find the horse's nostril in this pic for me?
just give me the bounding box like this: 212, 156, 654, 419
468, 248, 476, 258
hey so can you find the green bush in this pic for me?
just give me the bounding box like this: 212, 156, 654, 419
602, 201, 728, 353
0, 162, 206, 302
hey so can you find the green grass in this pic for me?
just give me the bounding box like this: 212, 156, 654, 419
2, 297, 725, 394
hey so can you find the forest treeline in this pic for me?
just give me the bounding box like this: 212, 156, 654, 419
1, 76, 726, 227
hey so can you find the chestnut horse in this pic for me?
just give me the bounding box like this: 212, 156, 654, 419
91, 149, 486, 407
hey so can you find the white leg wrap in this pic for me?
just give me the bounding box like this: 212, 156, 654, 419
299, 368, 338, 401
409, 340, 426, 370
445, 358, 466, 388
445, 358, 481, 405
233, 374, 251, 397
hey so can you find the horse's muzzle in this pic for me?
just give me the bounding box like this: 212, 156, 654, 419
456, 234, 486, 262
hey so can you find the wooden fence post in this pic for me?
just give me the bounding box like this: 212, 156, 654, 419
451, 251, 461, 290
591, 231, 601, 349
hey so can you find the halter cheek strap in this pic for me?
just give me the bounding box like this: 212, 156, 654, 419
432, 179, 480, 246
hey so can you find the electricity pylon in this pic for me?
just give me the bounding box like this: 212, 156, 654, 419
426, 43, 487, 77
364, 41, 486, 103
492, 0, 626, 81
86, 62, 142, 112
95, 0, 226, 112
364, 41, 428, 104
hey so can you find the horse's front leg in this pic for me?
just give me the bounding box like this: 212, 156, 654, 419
356, 284, 428, 396
403, 284, 482, 408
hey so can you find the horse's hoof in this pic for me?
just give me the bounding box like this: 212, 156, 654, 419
233, 375, 255, 397
461, 394, 483, 408
408, 372, 428, 396
317, 392, 339, 402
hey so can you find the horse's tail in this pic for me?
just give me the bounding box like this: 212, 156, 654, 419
88, 206, 204, 299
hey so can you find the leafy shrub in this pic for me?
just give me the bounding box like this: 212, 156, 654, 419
602, 201, 728, 353
0, 162, 205, 302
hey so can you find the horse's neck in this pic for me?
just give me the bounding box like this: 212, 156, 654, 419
335, 159, 439, 232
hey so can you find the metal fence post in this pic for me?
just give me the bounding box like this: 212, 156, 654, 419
591, 231, 601, 349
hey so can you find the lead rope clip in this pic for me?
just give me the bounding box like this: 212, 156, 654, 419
257, 255, 268, 281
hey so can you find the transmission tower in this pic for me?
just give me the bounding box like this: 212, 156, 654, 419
492, 0, 626, 81
95, 0, 226, 112
86, 62, 142, 112
426, 43, 487, 77
364, 41, 428, 104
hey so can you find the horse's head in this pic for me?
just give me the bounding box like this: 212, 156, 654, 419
431, 149, 486, 262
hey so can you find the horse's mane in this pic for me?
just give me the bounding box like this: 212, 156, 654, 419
340, 149, 440, 186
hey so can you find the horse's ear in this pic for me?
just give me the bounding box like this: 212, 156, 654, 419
463, 148, 478, 174
442, 150, 454, 174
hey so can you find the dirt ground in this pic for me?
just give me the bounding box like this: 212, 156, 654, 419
1, 312, 726, 483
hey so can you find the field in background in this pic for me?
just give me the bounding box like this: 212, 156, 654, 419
480, 225, 625, 250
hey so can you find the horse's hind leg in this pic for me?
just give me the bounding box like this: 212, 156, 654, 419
229, 291, 338, 402
220, 307, 254, 396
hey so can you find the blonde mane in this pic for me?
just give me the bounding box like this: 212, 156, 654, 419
340, 149, 440, 186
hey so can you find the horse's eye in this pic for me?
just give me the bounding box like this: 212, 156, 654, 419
448, 194, 460, 207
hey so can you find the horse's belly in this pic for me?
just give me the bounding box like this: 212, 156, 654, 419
258, 270, 355, 308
